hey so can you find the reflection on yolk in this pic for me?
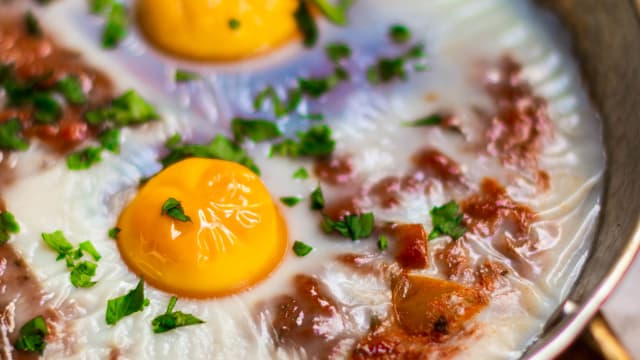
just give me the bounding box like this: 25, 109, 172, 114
137, 0, 299, 60
116, 158, 287, 298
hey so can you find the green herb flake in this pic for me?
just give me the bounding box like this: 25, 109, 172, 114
253, 86, 301, 117
57, 76, 87, 105
292, 240, 313, 257
294, 0, 318, 48
108, 227, 121, 240
41, 230, 74, 261
161, 197, 191, 222
24, 11, 42, 37
79, 240, 101, 261
105, 278, 150, 325
298, 75, 341, 98
13, 315, 48, 354
228, 18, 241, 30
85, 90, 157, 126
310, 186, 324, 210
280, 196, 302, 207
326, 42, 351, 63
377, 234, 388, 251
151, 296, 204, 334
0, 118, 29, 151
271, 124, 335, 158
32, 93, 61, 124
322, 212, 375, 240
67, 146, 103, 170
161, 134, 260, 175
389, 24, 411, 43
367, 57, 406, 84
309, 0, 353, 26
0, 211, 20, 245
102, 3, 128, 49
99, 128, 121, 153
70, 261, 98, 288
231, 118, 282, 143
403, 114, 443, 127
292, 167, 309, 180
428, 201, 466, 240
175, 70, 200, 83
89, 0, 115, 14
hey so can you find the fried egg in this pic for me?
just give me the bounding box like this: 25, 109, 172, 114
1, 0, 604, 359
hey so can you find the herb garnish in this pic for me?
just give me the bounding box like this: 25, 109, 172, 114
161, 198, 191, 222
32, 93, 61, 124
105, 278, 150, 325
280, 196, 302, 207
89, 0, 115, 14
292, 240, 313, 257
428, 201, 466, 240
108, 227, 121, 240
377, 235, 388, 251
326, 42, 351, 63
41, 231, 101, 287
310, 186, 324, 210
151, 296, 204, 333
85, 90, 157, 126
231, 118, 282, 143
294, 1, 318, 48
293, 167, 309, 179
14, 315, 48, 354
0, 211, 20, 245
253, 86, 302, 117
402, 114, 443, 127
161, 134, 260, 175
175, 70, 200, 83
24, 11, 42, 37
389, 24, 411, 43
102, 3, 128, 48
228, 18, 241, 30
99, 128, 121, 153
309, 0, 353, 26
271, 124, 335, 158
0, 118, 29, 151
57, 75, 87, 105
67, 146, 103, 170
322, 212, 375, 240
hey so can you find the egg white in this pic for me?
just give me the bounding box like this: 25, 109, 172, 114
2, 0, 604, 359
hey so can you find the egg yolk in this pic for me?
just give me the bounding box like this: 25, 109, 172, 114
137, 0, 299, 60
116, 158, 287, 298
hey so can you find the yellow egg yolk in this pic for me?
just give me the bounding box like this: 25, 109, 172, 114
137, 0, 299, 61
116, 158, 287, 298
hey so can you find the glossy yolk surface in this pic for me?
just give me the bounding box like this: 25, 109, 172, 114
137, 0, 299, 61
117, 158, 287, 298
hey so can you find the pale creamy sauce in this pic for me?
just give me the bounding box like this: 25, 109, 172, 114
0, 0, 604, 359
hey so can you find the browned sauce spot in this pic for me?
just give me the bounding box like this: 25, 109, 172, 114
483, 55, 551, 167
368, 175, 422, 209
323, 196, 360, 221
390, 224, 428, 270
412, 148, 464, 185
537, 169, 551, 191
0, 18, 115, 152
436, 240, 475, 284
462, 178, 539, 277
271, 275, 348, 359
314, 156, 353, 185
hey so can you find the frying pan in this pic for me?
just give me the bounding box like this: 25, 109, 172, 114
524, 0, 640, 358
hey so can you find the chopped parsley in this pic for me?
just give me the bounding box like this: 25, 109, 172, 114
228, 18, 241, 30
231, 118, 282, 143
89, 0, 115, 14
102, 3, 128, 48
253, 86, 302, 117
57, 76, 87, 105
108, 227, 121, 240
24, 11, 42, 37
0, 211, 20, 245
41, 231, 101, 287
85, 90, 157, 127
105, 278, 150, 325
161, 198, 191, 222
402, 114, 443, 127
280, 196, 302, 207
66, 146, 102, 170
309, 0, 353, 26
175, 70, 200, 83
293, 167, 309, 180
292, 240, 313, 257
377, 234, 388, 251
294, 1, 318, 48
389, 24, 411, 43
32, 93, 61, 124
99, 128, 120, 153
151, 296, 204, 333
271, 124, 335, 158
367, 57, 407, 84
298, 73, 343, 98
14, 315, 48, 354
0, 118, 29, 151
428, 201, 466, 240
310, 186, 324, 210
326, 42, 351, 63
161, 134, 260, 175
322, 212, 375, 240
